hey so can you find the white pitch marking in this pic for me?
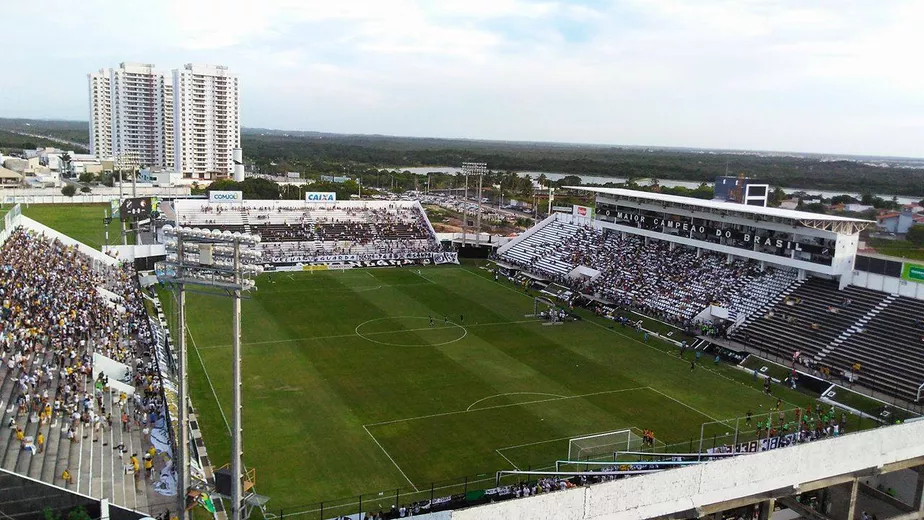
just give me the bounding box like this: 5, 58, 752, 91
266, 282, 432, 294
495, 426, 640, 452
363, 425, 418, 491
646, 386, 721, 422
365, 386, 648, 428
414, 269, 438, 284
354, 316, 467, 347
197, 319, 541, 350
495, 449, 520, 470
466, 392, 568, 412
462, 266, 801, 408
188, 330, 232, 434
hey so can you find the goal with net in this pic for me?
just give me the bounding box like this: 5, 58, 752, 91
526, 296, 565, 326
567, 429, 643, 461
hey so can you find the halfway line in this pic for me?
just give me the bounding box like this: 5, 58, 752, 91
198, 318, 541, 350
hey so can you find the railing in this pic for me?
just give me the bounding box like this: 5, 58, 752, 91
264, 416, 883, 520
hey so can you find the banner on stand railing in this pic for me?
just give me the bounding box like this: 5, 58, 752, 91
433, 252, 459, 264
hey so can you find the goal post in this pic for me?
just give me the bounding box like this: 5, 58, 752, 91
526, 296, 564, 325
567, 429, 641, 461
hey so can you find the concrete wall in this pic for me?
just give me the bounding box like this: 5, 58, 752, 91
851, 270, 924, 300
0, 185, 190, 205
451, 419, 924, 520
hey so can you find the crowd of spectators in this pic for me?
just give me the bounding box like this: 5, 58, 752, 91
0, 228, 169, 491
176, 201, 443, 265
499, 223, 793, 324
255, 204, 441, 263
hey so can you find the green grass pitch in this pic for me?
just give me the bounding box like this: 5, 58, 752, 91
155, 263, 868, 513
16, 204, 877, 515
19, 203, 111, 249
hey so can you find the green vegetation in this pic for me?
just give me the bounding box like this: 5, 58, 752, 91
867, 238, 924, 261
20, 203, 110, 249
741, 355, 794, 382
0, 129, 88, 154
155, 264, 878, 513
906, 225, 924, 246
0, 118, 89, 149
236, 131, 924, 196
823, 385, 918, 423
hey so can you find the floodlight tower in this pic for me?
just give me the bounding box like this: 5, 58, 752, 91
462, 162, 488, 246
158, 225, 263, 520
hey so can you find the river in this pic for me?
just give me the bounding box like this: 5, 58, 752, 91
393, 166, 920, 205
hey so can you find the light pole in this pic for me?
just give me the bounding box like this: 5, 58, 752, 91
462, 162, 488, 247
157, 225, 262, 520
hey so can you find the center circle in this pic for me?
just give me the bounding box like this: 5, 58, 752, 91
354, 316, 467, 347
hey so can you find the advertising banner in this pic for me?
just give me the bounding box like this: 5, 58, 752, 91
573, 205, 594, 218
209, 190, 243, 203
707, 432, 799, 454
596, 203, 833, 257
901, 262, 924, 282
305, 192, 337, 202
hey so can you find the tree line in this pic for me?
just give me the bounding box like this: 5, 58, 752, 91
241, 133, 924, 197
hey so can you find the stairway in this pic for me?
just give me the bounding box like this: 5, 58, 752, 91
816, 294, 897, 361
241, 212, 252, 234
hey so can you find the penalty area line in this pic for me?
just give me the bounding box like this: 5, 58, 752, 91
495, 449, 520, 470
414, 269, 438, 284
645, 386, 721, 422
365, 386, 647, 428
495, 425, 640, 453
363, 425, 419, 492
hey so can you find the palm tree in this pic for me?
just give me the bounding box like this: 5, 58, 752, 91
59, 153, 72, 177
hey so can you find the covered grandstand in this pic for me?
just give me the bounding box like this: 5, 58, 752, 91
495, 187, 924, 404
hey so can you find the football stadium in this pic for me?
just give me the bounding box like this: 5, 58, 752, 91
0, 184, 923, 520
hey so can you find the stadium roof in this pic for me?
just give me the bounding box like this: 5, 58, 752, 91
568, 186, 874, 234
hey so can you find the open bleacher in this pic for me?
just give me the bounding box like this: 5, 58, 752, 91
733, 277, 924, 402
831, 297, 924, 400
497, 215, 799, 323
0, 228, 172, 516
173, 200, 442, 265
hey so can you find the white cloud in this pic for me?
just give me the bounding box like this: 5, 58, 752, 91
0, 0, 922, 156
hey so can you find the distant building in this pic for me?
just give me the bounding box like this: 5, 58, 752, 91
88, 63, 175, 167
0, 166, 23, 185
173, 64, 240, 180
779, 199, 799, 210
90, 62, 240, 181
88, 69, 113, 160
878, 210, 924, 234
713, 176, 769, 207
844, 204, 874, 213
138, 167, 182, 187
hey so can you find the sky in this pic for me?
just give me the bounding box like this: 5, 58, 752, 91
1, 0, 923, 157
